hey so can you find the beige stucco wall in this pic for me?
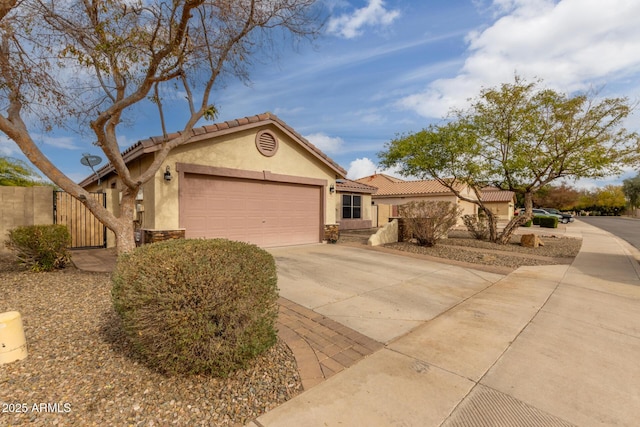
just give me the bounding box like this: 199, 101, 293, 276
149, 124, 338, 230
485, 201, 515, 220
0, 186, 53, 253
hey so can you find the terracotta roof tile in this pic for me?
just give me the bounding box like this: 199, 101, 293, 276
355, 174, 462, 197
481, 189, 515, 202
336, 179, 377, 194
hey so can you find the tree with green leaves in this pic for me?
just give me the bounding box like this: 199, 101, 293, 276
0, 156, 45, 186
380, 77, 640, 243
623, 173, 640, 216
0, 0, 323, 254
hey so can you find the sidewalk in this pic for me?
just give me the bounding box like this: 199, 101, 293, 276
249, 220, 640, 427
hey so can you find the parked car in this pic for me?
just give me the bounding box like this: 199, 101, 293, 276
542, 208, 574, 224
518, 208, 564, 222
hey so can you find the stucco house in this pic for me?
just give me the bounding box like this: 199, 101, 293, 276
355, 174, 479, 222
356, 174, 515, 223
81, 113, 346, 248
335, 178, 377, 230
481, 186, 516, 220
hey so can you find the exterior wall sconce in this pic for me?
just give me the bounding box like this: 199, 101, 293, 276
329, 184, 335, 194
163, 165, 172, 182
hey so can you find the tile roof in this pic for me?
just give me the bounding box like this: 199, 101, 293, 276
356, 174, 461, 197
481, 188, 516, 202
335, 179, 377, 194
80, 112, 347, 186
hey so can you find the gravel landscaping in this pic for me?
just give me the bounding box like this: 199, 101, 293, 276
1, 227, 582, 425
340, 228, 582, 270
0, 255, 302, 426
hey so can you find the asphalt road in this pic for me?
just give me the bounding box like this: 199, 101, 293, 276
577, 216, 640, 250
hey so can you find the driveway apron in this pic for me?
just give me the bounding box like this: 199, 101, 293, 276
253, 221, 640, 427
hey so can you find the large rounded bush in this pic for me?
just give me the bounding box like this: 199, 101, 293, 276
111, 238, 279, 377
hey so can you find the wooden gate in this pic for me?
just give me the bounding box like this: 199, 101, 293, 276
54, 191, 107, 249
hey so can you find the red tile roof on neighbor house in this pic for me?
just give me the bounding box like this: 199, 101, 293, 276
355, 174, 463, 197
335, 179, 377, 194
80, 112, 347, 187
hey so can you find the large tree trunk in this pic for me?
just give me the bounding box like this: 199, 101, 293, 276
497, 191, 533, 244
483, 207, 499, 243
112, 193, 137, 255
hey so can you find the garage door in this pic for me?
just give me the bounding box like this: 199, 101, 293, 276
180, 174, 322, 247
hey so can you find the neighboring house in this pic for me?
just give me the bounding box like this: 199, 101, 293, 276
335, 178, 377, 230
355, 174, 479, 223
480, 186, 516, 220
81, 113, 347, 248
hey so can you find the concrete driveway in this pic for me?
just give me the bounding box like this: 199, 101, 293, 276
256, 223, 640, 427
268, 244, 506, 343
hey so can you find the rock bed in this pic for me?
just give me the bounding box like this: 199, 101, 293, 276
0, 256, 302, 426
338, 229, 582, 269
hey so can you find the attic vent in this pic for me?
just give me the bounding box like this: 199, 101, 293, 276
256, 130, 278, 157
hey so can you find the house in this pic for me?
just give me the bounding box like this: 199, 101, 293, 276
80, 113, 347, 248
480, 186, 516, 220
355, 174, 515, 223
335, 178, 377, 230
355, 174, 479, 222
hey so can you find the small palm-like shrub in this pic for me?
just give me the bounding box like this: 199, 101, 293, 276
111, 238, 279, 377
5, 224, 71, 271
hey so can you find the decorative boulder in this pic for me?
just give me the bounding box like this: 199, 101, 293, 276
521, 234, 544, 248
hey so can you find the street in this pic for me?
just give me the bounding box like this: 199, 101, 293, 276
577, 216, 640, 250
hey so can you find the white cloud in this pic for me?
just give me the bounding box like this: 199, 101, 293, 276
327, 0, 401, 39
39, 134, 81, 150
347, 157, 377, 179
304, 132, 344, 153
346, 157, 406, 180
398, 0, 640, 118
0, 135, 21, 156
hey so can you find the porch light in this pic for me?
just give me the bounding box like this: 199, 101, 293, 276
329, 184, 335, 194
163, 165, 172, 182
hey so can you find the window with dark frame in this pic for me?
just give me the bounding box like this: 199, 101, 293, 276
342, 194, 362, 219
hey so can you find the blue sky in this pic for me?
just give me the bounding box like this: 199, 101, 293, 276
2, 0, 640, 188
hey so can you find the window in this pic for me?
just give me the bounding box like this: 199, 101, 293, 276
342, 194, 362, 219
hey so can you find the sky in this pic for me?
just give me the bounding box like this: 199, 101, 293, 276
2, 0, 640, 189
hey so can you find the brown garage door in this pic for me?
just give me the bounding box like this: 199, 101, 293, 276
180, 174, 322, 247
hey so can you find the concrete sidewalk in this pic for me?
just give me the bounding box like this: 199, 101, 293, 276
249, 221, 640, 427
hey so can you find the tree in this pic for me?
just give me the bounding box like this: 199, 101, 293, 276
533, 183, 580, 211
379, 77, 640, 243
623, 173, 640, 216
593, 185, 626, 215
0, 156, 46, 186
0, 0, 323, 254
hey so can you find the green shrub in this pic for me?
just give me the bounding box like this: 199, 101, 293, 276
539, 216, 558, 228
5, 224, 71, 271
532, 216, 541, 225
111, 238, 279, 377
522, 220, 532, 227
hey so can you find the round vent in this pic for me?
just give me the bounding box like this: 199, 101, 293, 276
256, 130, 278, 157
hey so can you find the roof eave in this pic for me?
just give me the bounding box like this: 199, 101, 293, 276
79, 113, 347, 187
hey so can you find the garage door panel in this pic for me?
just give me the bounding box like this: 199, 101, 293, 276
181, 174, 321, 247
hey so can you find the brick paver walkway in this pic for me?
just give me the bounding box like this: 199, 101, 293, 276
277, 297, 383, 389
